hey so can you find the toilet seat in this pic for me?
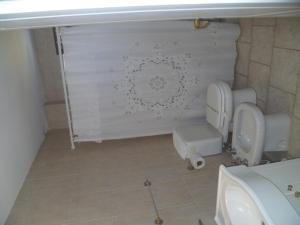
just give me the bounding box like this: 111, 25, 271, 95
232, 103, 265, 166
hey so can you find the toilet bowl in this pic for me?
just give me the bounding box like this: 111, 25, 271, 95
173, 81, 256, 168
232, 103, 290, 166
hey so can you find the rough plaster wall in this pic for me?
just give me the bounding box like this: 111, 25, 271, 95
234, 17, 300, 157
32, 29, 68, 130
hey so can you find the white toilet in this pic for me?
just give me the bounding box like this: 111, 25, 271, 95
173, 81, 256, 169
232, 102, 291, 166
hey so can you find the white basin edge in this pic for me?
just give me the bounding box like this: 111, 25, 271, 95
215, 165, 300, 225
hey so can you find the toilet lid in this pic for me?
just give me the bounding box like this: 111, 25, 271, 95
218, 81, 233, 142
206, 83, 224, 129
206, 81, 232, 142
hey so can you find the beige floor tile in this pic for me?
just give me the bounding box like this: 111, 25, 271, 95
29, 179, 74, 225
111, 186, 153, 216
28, 160, 80, 180
34, 146, 78, 167
69, 191, 117, 224
205, 153, 232, 167
68, 217, 115, 225
151, 179, 192, 209
179, 153, 231, 177
15, 178, 33, 202
31, 201, 71, 225
30, 173, 77, 191
198, 210, 217, 225
45, 103, 68, 130
108, 169, 148, 191
75, 169, 112, 195
184, 173, 218, 211
41, 129, 73, 150
159, 204, 201, 225
113, 211, 155, 225
144, 164, 182, 184
5, 200, 33, 225
6, 131, 229, 225
138, 150, 186, 171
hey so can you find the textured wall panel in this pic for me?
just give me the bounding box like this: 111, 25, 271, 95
60, 21, 239, 142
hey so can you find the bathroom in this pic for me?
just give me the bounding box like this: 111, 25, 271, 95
1, 2, 300, 225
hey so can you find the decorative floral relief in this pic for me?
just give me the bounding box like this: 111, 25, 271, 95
115, 52, 197, 117
61, 22, 239, 141
149, 76, 167, 91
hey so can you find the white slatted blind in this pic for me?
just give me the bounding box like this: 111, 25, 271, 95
60, 21, 239, 142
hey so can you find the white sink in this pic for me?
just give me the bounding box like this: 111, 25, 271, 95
215, 160, 300, 225
225, 185, 263, 225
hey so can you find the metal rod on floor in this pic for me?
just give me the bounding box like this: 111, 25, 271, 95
144, 179, 163, 225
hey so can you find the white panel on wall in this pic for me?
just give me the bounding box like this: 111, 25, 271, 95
0, 30, 46, 225
60, 21, 239, 142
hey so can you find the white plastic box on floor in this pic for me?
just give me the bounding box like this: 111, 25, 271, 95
173, 124, 223, 158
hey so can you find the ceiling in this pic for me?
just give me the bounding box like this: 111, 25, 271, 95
0, 0, 300, 30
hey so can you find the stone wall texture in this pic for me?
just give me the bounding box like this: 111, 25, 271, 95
234, 18, 300, 157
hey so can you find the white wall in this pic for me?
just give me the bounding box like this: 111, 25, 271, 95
0, 30, 46, 225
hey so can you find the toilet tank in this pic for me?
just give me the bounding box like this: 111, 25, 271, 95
264, 113, 290, 152
232, 88, 256, 111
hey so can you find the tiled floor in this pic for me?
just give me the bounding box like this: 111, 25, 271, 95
6, 130, 231, 225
